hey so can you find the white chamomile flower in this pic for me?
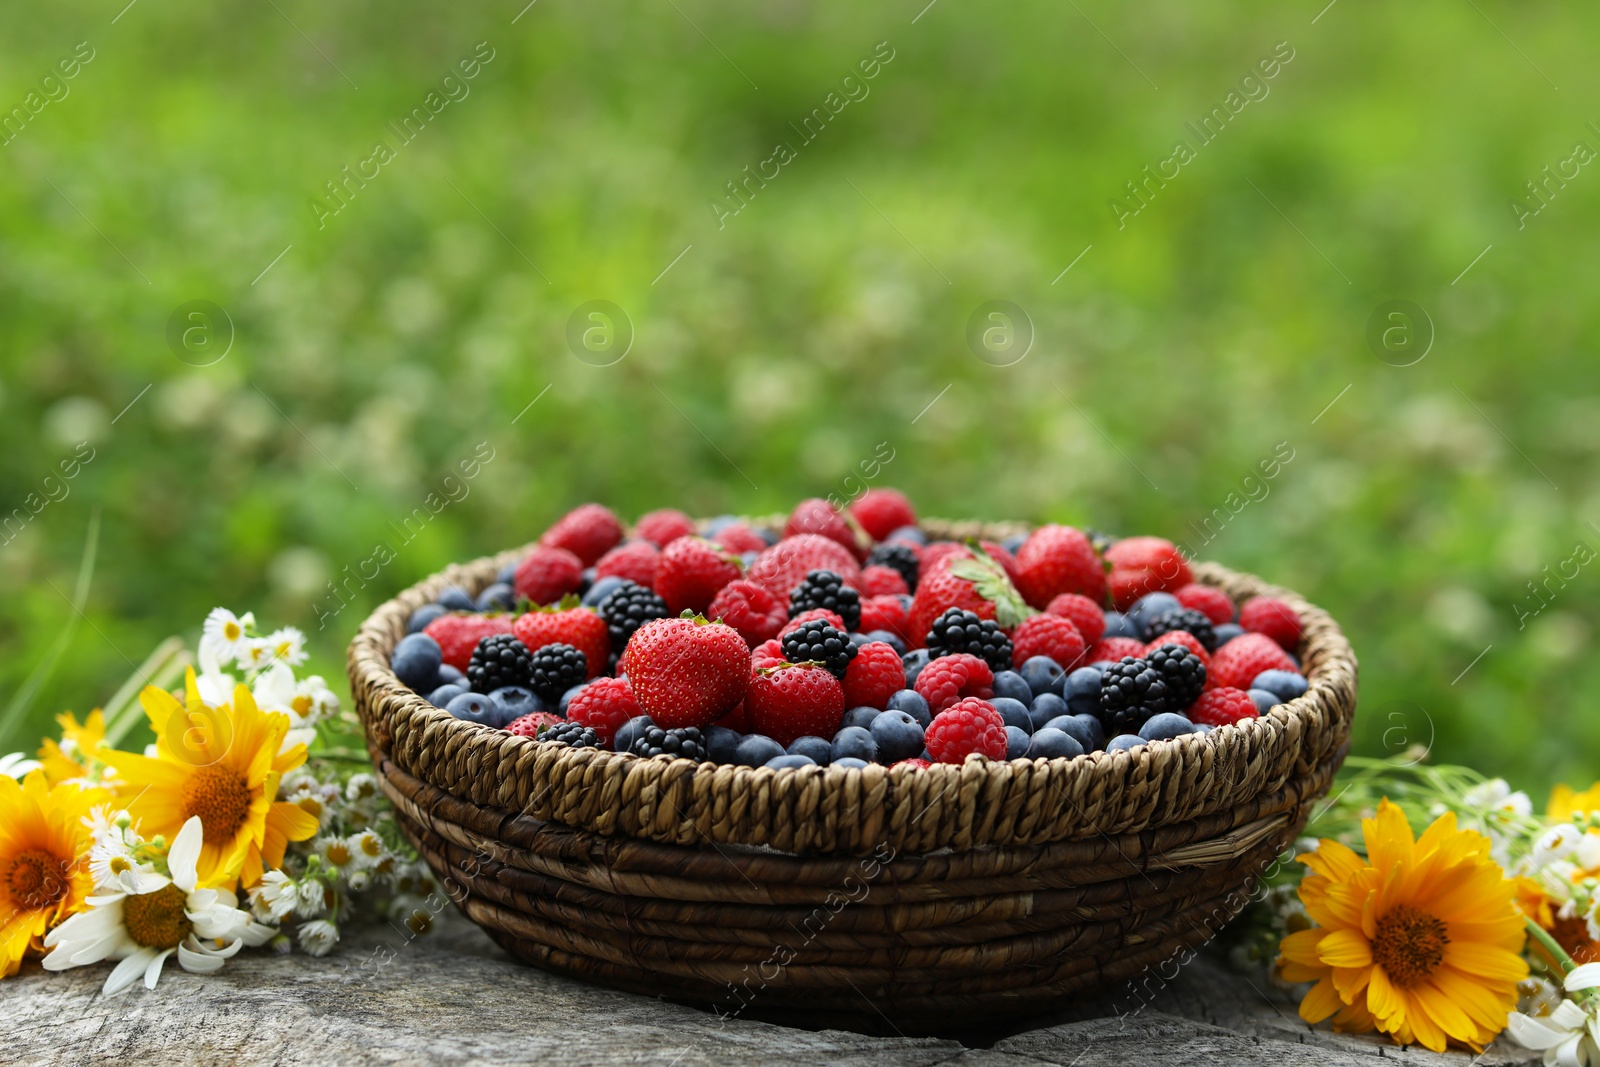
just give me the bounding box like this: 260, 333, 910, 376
262, 627, 308, 668
298, 919, 340, 957
248, 869, 298, 922
201, 608, 254, 666
239, 638, 278, 671
43, 816, 275, 995
283, 780, 336, 830
88, 836, 160, 895
0, 752, 42, 779
251, 662, 318, 753
294, 879, 330, 919
1464, 777, 1533, 816
1506, 963, 1600, 1066
350, 830, 387, 869
345, 773, 377, 803
314, 835, 357, 872
347, 869, 372, 892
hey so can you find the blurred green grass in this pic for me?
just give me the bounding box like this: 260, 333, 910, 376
2, 0, 1598, 792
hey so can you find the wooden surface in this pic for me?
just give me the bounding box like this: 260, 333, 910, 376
5, 910, 1537, 1066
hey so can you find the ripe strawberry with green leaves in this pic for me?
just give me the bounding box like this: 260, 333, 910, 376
512, 597, 609, 678
906, 544, 1035, 649
619, 615, 749, 728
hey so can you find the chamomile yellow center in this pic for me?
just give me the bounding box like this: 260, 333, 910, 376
1371, 905, 1448, 988
182, 765, 252, 844
291, 694, 314, 716
324, 841, 353, 867
123, 884, 193, 949
6, 848, 68, 910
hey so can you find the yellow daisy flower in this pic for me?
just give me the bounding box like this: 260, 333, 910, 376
36, 710, 106, 785
100, 669, 319, 889
0, 771, 105, 977
1277, 799, 1528, 1053
1548, 780, 1600, 823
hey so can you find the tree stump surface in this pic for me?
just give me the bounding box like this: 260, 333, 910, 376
5, 911, 1537, 1066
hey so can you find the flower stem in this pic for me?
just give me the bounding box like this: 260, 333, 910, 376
1524, 915, 1575, 976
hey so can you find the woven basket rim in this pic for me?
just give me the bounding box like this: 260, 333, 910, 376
347, 517, 1358, 853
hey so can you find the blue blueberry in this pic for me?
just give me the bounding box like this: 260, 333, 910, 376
739, 551, 760, 568
1213, 622, 1245, 647
832, 757, 870, 770
1000, 533, 1027, 554
1019, 656, 1067, 698
1063, 666, 1104, 716
582, 575, 629, 608
848, 632, 873, 648
558, 683, 587, 714
735, 734, 786, 767
886, 525, 927, 546
1250, 670, 1308, 701
756, 526, 779, 546
613, 715, 655, 755
1139, 713, 1199, 741
788, 736, 832, 765
437, 663, 465, 686
445, 691, 497, 725
830, 726, 878, 763
870, 711, 925, 763
490, 686, 544, 723
407, 604, 447, 634
893, 594, 914, 613
704, 725, 742, 763
1027, 692, 1068, 731
990, 697, 1033, 733
427, 683, 467, 708
576, 567, 596, 596
1106, 734, 1146, 752
1101, 611, 1140, 639
1128, 593, 1182, 634
863, 630, 907, 655
901, 649, 931, 687
496, 560, 520, 585
1043, 713, 1104, 752
1248, 688, 1282, 714
437, 586, 477, 612
992, 670, 1034, 706
391, 633, 443, 690
765, 754, 817, 770
1004, 725, 1031, 759
476, 582, 515, 611
842, 706, 881, 730
704, 514, 738, 536
1026, 728, 1085, 759
885, 689, 931, 727
1089, 661, 1115, 670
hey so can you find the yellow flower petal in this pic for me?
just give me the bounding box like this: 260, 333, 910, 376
1317, 928, 1373, 969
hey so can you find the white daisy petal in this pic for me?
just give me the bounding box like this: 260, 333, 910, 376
1565, 962, 1600, 992
143, 948, 174, 989
104, 949, 155, 996
168, 817, 204, 893
177, 943, 227, 974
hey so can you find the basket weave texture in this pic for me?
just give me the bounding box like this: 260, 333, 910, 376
349, 519, 1357, 1028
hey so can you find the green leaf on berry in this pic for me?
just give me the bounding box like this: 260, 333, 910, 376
949, 543, 1038, 630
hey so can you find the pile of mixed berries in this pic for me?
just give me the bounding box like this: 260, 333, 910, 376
387, 492, 1311, 769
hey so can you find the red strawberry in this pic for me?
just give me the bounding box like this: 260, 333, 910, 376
919, 541, 970, 576
1011, 614, 1086, 670
744, 663, 845, 747
1175, 583, 1237, 627
858, 565, 909, 598
712, 700, 751, 732
849, 488, 917, 541
635, 508, 697, 548
1188, 687, 1259, 727
893, 757, 932, 770
706, 579, 787, 648
594, 540, 660, 589
514, 546, 585, 606
565, 677, 641, 745
746, 534, 860, 600
712, 522, 768, 555
1209, 633, 1298, 691
1045, 593, 1106, 646
780, 608, 846, 638
906, 548, 1033, 650
982, 541, 1022, 585
655, 537, 741, 614
1145, 631, 1212, 687
750, 639, 785, 670
1105, 536, 1192, 610
512, 602, 609, 678
1016, 525, 1107, 609
1090, 636, 1147, 663
1239, 597, 1302, 651
925, 698, 1007, 763
858, 595, 910, 643
540, 503, 623, 566
913, 653, 994, 713
842, 641, 906, 709
507, 711, 565, 737
425, 613, 514, 671
620, 616, 749, 728
784, 498, 862, 560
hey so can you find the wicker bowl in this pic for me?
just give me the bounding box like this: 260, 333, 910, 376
348, 519, 1356, 1032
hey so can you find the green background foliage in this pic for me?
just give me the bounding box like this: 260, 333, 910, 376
1, 1, 1596, 791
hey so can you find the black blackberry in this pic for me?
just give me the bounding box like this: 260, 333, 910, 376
866, 542, 919, 592
597, 580, 669, 655
1097, 656, 1169, 735
543, 721, 601, 748
529, 642, 587, 704
467, 634, 533, 693
628, 725, 708, 761
781, 618, 857, 679
1145, 642, 1207, 710
788, 569, 861, 630
1144, 607, 1218, 652
924, 607, 1013, 674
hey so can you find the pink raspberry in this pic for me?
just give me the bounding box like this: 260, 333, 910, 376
1010, 614, 1086, 670
713, 522, 769, 555
1045, 593, 1106, 646
849, 488, 917, 541
913, 653, 994, 714
634, 508, 697, 548
594, 540, 660, 589
707, 579, 787, 648
780, 608, 846, 638
842, 641, 906, 709
1174, 583, 1236, 627
858, 595, 910, 643
1089, 637, 1146, 663
924, 697, 1007, 763
1239, 597, 1302, 651
1188, 687, 1259, 727
858, 565, 909, 598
